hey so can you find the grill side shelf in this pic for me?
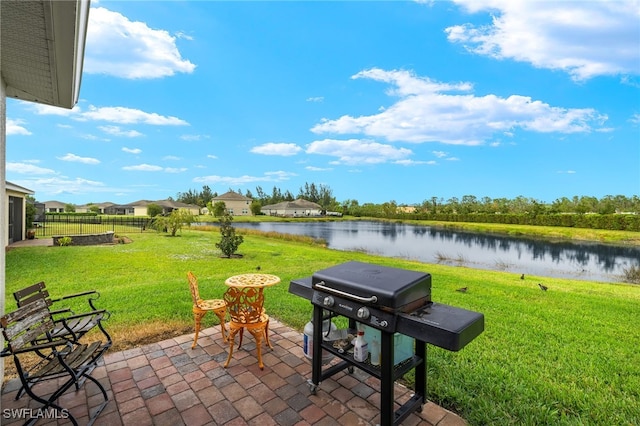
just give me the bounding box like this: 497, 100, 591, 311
396, 303, 484, 351
319, 339, 422, 381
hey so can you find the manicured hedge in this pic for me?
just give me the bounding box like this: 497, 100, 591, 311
402, 213, 640, 232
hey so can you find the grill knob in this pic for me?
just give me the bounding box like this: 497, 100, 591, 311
323, 296, 335, 307
380, 320, 388, 328
356, 307, 370, 320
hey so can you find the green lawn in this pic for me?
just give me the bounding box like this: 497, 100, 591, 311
5, 229, 640, 425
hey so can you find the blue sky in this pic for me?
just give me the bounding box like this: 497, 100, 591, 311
6, 0, 640, 206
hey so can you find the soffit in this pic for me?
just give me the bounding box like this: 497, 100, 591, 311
1, 0, 89, 109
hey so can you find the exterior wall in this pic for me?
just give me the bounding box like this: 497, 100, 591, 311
222, 200, 252, 216
132, 206, 148, 216
262, 207, 322, 217
45, 202, 66, 213
169, 205, 200, 216
282, 208, 321, 217
1, 73, 7, 377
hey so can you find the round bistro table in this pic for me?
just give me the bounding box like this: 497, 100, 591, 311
224, 273, 281, 288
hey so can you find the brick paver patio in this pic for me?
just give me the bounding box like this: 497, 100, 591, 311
1, 319, 466, 425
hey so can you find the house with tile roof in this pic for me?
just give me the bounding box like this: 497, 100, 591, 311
116, 199, 200, 216
212, 191, 253, 216
260, 198, 323, 217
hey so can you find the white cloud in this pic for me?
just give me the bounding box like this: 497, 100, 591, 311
14, 177, 108, 197
164, 167, 188, 173
306, 96, 324, 102
29, 103, 81, 116
175, 31, 194, 41
311, 68, 606, 145
181, 134, 209, 141
394, 159, 436, 166
30, 101, 188, 127
57, 153, 101, 165
122, 147, 142, 154
306, 138, 414, 165
432, 150, 460, 161
7, 162, 56, 175
265, 171, 297, 180
446, 0, 640, 81
98, 125, 144, 137
82, 106, 189, 125
207, 154, 218, 159
85, 7, 196, 79
122, 164, 164, 171
250, 143, 303, 156
6, 119, 31, 136
122, 163, 187, 173
163, 155, 181, 161
193, 170, 296, 185
306, 166, 333, 172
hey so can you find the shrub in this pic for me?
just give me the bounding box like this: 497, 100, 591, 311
152, 209, 194, 236
215, 212, 243, 257
147, 203, 163, 217
57, 236, 72, 246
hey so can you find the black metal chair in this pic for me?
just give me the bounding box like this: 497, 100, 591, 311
11, 282, 112, 399
13, 281, 112, 346
1, 299, 110, 426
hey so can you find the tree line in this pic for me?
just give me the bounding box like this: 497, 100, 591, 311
175, 182, 336, 210
175, 184, 639, 217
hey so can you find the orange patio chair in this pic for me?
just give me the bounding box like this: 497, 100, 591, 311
223, 286, 272, 370
187, 272, 227, 348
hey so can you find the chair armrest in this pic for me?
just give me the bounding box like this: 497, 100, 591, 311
49, 307, 74, 316
54, 309, 110, 323
2, 338, 74, 356
55, 309, 110, 323
50, 290, 99, 303
50, 290, 102, 311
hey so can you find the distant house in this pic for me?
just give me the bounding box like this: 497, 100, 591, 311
76, 202, 116, 214
105, 199, 200, 216
43, 199, 200, 217
42, 200, 67, 213
261, 199, 323, 217
397, 205, 417, 214
5, 181, 34, 245
212, 191, 253, 216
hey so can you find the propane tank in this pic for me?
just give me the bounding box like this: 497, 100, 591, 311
303, 316, 337, 365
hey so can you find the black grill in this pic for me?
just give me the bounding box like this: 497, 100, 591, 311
289, 261, 484, 426
312, 261, 431, 312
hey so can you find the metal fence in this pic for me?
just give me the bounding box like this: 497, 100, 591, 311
35, 215, 151, 237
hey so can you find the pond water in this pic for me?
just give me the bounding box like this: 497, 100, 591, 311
232, 221, 640, 283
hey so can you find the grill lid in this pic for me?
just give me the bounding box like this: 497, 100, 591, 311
312, 261, 431, 311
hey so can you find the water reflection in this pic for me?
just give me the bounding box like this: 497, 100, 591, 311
233, 221, 640, 283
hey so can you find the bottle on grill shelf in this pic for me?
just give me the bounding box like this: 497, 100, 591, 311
370, 338, 380, 366
353, 330, 369, 362
303, 317, 336, 365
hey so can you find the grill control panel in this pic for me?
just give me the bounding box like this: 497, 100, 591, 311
311, 290, 397, 331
